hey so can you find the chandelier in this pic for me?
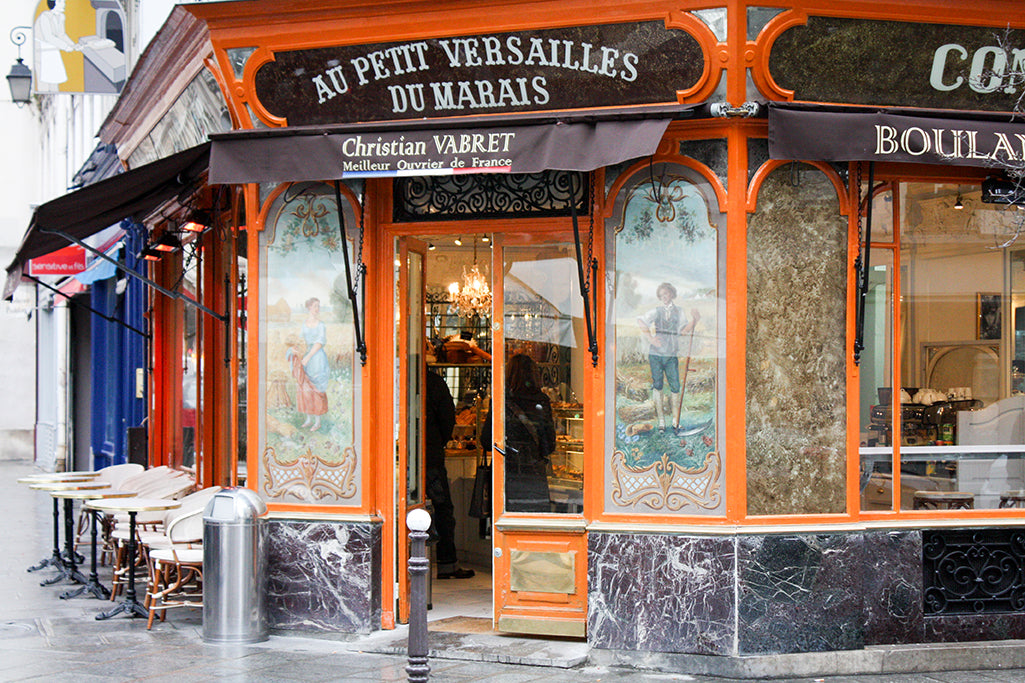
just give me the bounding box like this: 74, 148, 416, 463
450, 238, 492, 318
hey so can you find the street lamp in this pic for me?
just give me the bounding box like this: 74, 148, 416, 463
7, 27, 32, 106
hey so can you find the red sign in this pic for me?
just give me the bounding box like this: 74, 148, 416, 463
28, 245, 87, 276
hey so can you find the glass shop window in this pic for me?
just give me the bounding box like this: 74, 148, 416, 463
182, 244, 200, 470
860, 181, 1025, 512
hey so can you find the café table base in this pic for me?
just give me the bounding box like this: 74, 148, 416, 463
28, 498, 62, 574
61, 508, 111, 600
96, 598, 149, 620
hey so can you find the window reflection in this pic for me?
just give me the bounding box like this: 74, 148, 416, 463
861, 182, 1025, 511
502, 245, 585, 514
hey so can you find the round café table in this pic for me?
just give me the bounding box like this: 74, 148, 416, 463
18, 471, 101, 482
28, 481, 112, 585
86, 497, 182, 620
53, 489, 137, 600
19, 472, 102, 572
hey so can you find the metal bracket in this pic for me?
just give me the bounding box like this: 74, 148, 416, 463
709, 101, 762, 118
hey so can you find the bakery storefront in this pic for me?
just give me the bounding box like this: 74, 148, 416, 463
175, 0, 1025, 668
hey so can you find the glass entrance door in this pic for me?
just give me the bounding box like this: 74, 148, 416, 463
492, 234, 589, 637
396, 237, 428, 623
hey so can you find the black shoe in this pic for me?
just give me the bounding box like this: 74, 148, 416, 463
437, 567, 475, 579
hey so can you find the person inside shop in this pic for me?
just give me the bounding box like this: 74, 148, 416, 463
636, 281, 699, 434
424, 356, 475, 579
483, 353, 557, 512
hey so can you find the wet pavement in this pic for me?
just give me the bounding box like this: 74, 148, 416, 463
6, 457, 1025, 682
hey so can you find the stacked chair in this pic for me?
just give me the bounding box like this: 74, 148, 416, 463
140, 486, 220, 628
106, 467, 197, 599
73, 463, 145, 556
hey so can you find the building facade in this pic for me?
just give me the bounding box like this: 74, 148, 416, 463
10, 0, 1025, 669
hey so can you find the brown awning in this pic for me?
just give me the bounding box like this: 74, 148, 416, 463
769, 103, 1025, 167
209, 105, 703, 185
4, 143, 210, 300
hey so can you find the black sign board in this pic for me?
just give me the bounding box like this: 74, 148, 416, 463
253, 21, 704, 126
769, 17, 1025, 113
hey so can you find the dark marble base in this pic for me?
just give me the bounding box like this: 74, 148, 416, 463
737, 533, 863, 654
588, 533, 735, 655
265, 518, 381, 633
589, 528, 1025, 657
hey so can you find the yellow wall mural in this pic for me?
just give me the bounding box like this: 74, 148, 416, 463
33, 0, 126, 94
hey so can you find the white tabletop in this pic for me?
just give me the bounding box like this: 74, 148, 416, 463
29, 481, 111, 492
18, 472, 101, 484
85, 497, 182, 513
50, 489, 137, 501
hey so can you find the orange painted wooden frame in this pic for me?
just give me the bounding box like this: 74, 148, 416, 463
244, 179, 373, 515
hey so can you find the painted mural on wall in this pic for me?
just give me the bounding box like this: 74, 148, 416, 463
607, 163, 723, 514
259, 184, 359, 503
32, 0, 127, 94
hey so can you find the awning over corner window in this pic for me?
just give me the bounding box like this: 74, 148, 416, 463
768, 102, 1025, 168
4, 143, 210, 300
208, 105, 704, 185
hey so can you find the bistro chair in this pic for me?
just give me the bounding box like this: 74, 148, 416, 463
144, 508, 205, 629
73, 464, 144, 555
107, 471, 197, 598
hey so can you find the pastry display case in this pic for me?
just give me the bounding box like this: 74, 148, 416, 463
550, 402, 583, 512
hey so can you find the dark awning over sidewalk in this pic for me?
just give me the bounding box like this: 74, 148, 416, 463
209, 105, 703, 184
768, 102, 1025, 168
4, 143, 211, 300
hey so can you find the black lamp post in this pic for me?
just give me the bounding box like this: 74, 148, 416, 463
7, 27, 32, 106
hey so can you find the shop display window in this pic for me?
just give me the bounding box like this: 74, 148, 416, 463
860, 181, 1025, 511
256, 183, 361, 504
605, 162, 725, 515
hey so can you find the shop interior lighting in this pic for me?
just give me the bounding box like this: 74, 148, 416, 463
452, 237, 492, 318
453, 237, 463, 246
954, 193, 964, 210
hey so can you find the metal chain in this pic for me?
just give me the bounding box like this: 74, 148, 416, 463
356, 179, 367, 289
856, 162, 864, 248
586, 171, 596, 292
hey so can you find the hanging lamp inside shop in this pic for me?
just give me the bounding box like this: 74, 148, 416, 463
452, 237, 491, 318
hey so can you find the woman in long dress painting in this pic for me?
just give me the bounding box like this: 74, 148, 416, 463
286, 297, 329, 431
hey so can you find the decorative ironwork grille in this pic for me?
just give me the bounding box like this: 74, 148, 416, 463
923, 529, 1025, 615
392, 170, 588, 222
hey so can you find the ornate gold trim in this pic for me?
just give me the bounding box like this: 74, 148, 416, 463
262, 445, 358, 502
610, 450, 721, 511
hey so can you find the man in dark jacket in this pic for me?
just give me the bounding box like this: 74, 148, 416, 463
425, 367, 475, 579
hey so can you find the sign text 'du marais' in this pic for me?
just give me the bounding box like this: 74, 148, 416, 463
770, 17, 1025, 113
253, 22, 704, 126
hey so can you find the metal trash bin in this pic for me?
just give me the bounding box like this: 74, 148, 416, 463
202, 487, 268, 643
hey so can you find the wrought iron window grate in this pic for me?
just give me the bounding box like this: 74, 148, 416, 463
393, 170, 588, 222
923, 529, 1025, 615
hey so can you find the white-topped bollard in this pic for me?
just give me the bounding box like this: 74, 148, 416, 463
406, 508, 432, 682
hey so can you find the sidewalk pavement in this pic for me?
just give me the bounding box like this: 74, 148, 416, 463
6, 457, 1025, 683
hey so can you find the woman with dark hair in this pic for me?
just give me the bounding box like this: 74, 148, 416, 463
486, 353, 556, 512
